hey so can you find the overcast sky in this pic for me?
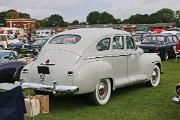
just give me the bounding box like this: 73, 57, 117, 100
0, 0, 179, 22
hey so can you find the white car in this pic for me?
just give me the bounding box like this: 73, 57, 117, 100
20, 28, 163, 105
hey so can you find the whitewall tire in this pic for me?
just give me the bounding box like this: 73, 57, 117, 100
147, 65, 160, 87
89, 79, 111, 105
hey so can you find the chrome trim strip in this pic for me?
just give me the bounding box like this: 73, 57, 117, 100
84, 54, 128, 60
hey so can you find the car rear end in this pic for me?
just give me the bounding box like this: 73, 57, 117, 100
20, 35, 82, 94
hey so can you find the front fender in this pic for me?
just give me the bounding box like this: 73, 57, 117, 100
74, 60, 114, 94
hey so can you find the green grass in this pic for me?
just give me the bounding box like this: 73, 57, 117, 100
26, 59, 180, 120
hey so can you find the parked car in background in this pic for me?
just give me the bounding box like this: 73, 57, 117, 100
20, 28, 163, 105
0, 50, 26, 83
36, 29, 54, 37
139, 34, 178, 60
0, 34, 8, 49
8, 42, 27, 51
7, 37, 20, 44
30, 37, 49, 51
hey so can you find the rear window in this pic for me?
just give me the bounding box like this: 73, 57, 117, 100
49, 35, 81, 44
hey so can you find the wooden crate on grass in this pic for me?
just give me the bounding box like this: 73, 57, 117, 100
32, 95, 49, 114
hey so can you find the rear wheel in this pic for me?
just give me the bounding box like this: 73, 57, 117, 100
89, 79, 111, 105
146, 65, 160, 87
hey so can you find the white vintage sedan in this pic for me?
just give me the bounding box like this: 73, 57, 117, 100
20, 28, 163, 105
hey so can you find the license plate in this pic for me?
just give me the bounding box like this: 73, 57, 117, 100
38, 66, 50, 74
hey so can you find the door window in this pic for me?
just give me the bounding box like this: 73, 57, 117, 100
126, 36, 135, 49
173, 35, 178, 43
167, 36, 174, 43
112, 36, 124, 49
97, 38, 111, 51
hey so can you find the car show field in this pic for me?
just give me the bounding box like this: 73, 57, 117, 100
25, 59, 180, 120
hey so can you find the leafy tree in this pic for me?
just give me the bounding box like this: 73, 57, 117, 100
86, 11, 117, 24
100, 12, 116, 24
80, 22, 87, 25
86, 11, 101, 24
116, 18, 122, 24
48, 14, 65, 27
128, 14, 149, 24
175, 10, 180, 27
155, 8, 174, 23
0, 9, 31, 26
71, 20, 79, 25
19, 13, 30, 19
0, 12, 6, 26
39, 19, 49, 27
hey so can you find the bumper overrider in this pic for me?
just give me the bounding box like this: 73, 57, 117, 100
15, 81, 79, 94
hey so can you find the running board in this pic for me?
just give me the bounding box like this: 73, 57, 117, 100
115, 79, 149, 89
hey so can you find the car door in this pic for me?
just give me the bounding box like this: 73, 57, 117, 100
126, 36, 142, 82
166, 36, 176, 55
111, 35, 129, 86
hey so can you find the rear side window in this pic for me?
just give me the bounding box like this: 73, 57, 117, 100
97, 38, 111, 51
49, 35, 81, 44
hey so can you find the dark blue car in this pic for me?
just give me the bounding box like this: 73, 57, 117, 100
0, 50, 26, 83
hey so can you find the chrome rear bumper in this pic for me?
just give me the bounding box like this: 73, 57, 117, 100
15, 82, 79, 94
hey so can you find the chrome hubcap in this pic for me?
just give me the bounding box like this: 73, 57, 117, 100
98, 80, 108, 100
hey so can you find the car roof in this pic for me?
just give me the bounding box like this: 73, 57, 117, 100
45, 28, 130, 55
56, 28, 129, 38
146, 34, 172, 37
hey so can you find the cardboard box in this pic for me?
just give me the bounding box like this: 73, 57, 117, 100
25, 98, 40, 117
32, 95, 49, 114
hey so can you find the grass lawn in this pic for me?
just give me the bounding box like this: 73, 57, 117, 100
26, 59, 180, 120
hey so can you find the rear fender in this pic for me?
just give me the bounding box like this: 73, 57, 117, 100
74, 61, 114, 94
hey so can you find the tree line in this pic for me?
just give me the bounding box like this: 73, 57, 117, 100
0, 8, 180, 27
